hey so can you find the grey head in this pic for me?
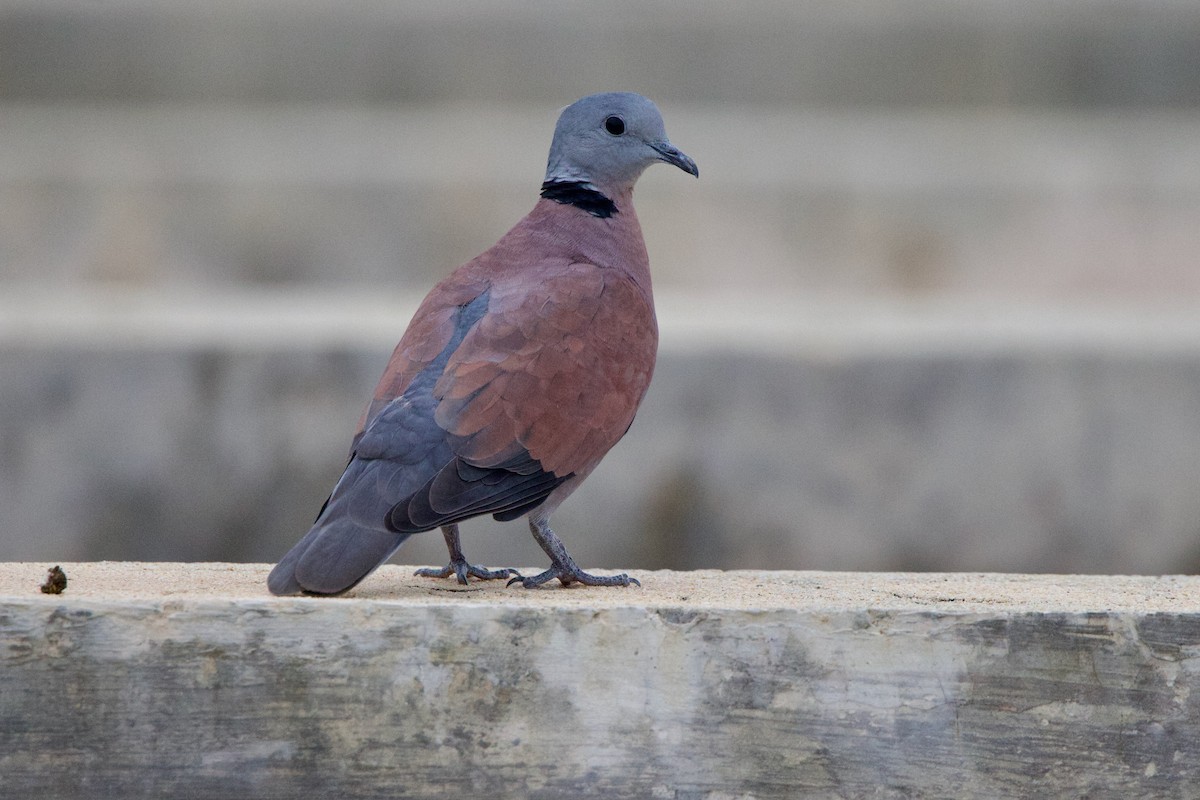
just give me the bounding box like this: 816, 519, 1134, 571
544, 92, 699, 190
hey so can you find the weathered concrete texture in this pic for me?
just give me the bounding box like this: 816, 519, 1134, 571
2, 564, 1199, 799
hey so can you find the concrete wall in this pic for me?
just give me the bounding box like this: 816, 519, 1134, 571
3, 1, 1200, 571
5, 297, 1200, 574
2, 563, 1199, 799
3, 1, 1199, 108
5, 105, 1200, 298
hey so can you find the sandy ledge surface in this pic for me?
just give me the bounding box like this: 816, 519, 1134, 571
2, 562, 1199, 614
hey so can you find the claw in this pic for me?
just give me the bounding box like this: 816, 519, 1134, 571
507, 565, 639, 589
415, 559, 520, 584
417, 525, 519, 584
515, 515, 642, 589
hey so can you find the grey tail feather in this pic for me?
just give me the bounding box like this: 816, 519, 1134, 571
267, 517, 411, 596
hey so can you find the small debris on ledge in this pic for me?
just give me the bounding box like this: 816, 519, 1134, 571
39, 565, 67, 595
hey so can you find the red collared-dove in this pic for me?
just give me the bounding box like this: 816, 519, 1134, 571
268, 92, 697, 595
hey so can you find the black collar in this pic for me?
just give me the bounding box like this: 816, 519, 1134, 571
540, 180, 618, 218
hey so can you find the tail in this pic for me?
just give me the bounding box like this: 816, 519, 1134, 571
267, 515, 411, 596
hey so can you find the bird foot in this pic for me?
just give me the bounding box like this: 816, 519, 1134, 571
415, 559, 520, 585
507, 563, 640, 589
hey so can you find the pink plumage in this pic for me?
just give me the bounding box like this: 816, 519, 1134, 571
269, 92, 697, 595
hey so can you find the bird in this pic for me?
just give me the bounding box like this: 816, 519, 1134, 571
268, 92, 698, 596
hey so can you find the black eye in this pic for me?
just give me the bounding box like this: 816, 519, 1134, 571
604, 116, 626, 136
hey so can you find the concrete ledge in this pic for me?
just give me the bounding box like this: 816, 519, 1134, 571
3, 563, 1199, 798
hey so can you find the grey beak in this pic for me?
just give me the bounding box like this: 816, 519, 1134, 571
650, 141, 699, 178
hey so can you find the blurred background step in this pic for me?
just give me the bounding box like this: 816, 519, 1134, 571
2, 0, 1200, 107
5, 290, 1200, 575
3, 104, 1200, 298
